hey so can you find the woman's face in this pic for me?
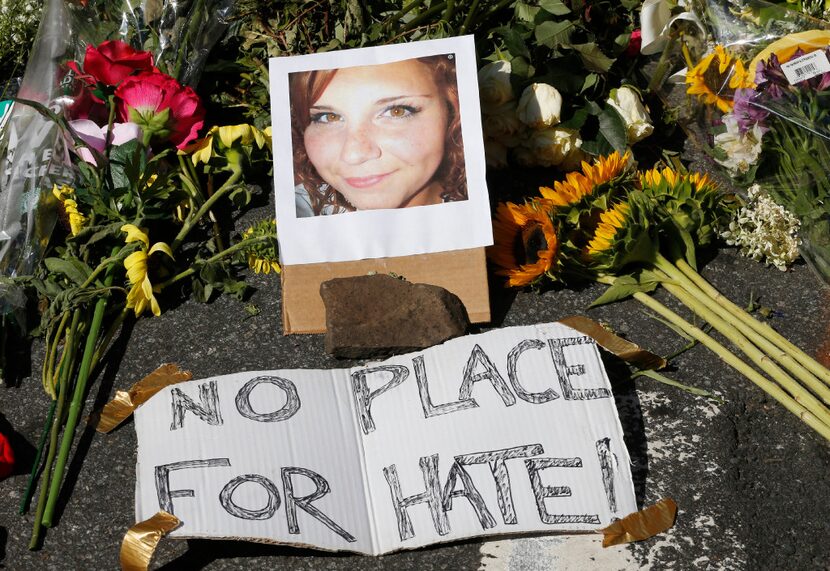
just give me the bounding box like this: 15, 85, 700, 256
303, 59, 450, 211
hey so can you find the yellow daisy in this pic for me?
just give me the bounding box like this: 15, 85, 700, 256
120, 224, 173, 317
181, 124, 272, 166
586, 202, 631, 256
540, 151, 631, 207
686, 45, 755, 113
489, 200, 559, 287
52, 184, 87, 236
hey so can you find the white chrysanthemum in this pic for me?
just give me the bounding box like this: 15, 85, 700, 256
720, 185, 801, 271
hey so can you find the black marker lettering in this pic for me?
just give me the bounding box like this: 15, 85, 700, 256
383, 454, 450, 541
170, 381, 223, 430
459, 344, 516, 407
455, 444, 543, 524
219, 474, 281, 520
351, 365, 409, 434
155, 458, 231, 514
595, 437, 617, 514
524, 457, 600, 525
441, 460, 496, 529
547, 337, 612, 400
507, 339, 560, 404
281, 467, 356, 543
413, 355, 478, 418
235, 375, 301, 423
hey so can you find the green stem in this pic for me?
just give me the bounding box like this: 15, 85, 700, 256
41, 251, 120, 527
402, 2, 448, 33
19, 399, 57, 514
668, 259, 830, 405
631, 368, 724, 403
155, 235, 268, 291
459, 0, 481, 35
383, 0, 428, 30
29, 309, 82, 549
42, 311, 70, 397
171, 170, 242, 251
676, 258, 830, 391
596, 275, 830, 441
652, 259, 830, 428
90, 308, 130, 374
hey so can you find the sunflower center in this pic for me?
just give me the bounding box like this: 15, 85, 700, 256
702, 57, 735, 100
518, 223, 548, 265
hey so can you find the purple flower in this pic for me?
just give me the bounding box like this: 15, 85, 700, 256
756, 53, 790, 99
732, 88, 769, 134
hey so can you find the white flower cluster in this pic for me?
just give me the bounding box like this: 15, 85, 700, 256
0, 0, 40, 78
714, 114, 764, 176
720, 184, 801, 271
478, 60, 653, 170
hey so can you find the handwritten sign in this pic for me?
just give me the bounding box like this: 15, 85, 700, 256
134, 323, 637, 554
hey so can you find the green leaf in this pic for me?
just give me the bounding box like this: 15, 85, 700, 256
560, 105, 591, 129
590, 274, 658, 307
538, 0, 571, 16
515, 1, 540, 22
534, 20, 574, 49
43, 258, 93, 286
599, 106, 628, 153
569, 42, 616, 73
499, 27, 531, 60
580, 73, 599, 94
632, 369, 725, 403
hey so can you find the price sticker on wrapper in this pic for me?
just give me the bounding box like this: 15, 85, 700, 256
781, 50, 830, 85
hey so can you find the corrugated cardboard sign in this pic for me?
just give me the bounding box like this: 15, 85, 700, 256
134, 323, 637, 554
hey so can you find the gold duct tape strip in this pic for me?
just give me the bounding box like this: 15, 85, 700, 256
559, 316, 667, 371
120, 511, 181, 571
601, 498, 678, 547
96, 364, 192, 433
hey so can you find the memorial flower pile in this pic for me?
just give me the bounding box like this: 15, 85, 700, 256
10, 36, 277, 548
491, 151, 830, 442
685, 32, 830, 284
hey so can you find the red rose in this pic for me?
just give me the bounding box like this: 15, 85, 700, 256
115, 71, 205, 149
68, 40, 155, 87
0, 432, 14, 480
625, 29, 642, 59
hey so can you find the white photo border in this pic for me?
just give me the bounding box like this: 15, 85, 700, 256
269, 35, 492, 266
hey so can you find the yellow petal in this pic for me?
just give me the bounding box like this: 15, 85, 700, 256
121, 224, 149, 247
148, 241, 174, 259
218, 125, 252, 148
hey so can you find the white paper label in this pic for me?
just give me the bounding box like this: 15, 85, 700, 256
781, 50, 830, 85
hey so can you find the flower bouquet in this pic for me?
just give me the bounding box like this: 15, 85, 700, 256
1, 0, 277, 549
650, 0, 830, 284
491, 151, 830, 442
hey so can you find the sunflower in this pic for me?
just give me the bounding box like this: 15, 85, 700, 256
641, 166, 718, 196
242, 219, 281, 274
490, 200, 559, 287
686, 45, 755, 113
120, 224, 174, 317
540, 151, 631, 208
52, 184, 87, 236
587, 202, 631, 257
181, 124, 271, 166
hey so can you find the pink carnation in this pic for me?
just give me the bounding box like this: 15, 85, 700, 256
115, 71, 204, 149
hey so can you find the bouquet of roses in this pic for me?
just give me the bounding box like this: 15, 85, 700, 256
3, 0, 277, 548
649, 0, 830, 283
490, 151, 830, 442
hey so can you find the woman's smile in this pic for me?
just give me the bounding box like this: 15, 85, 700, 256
343, 172, 395, 188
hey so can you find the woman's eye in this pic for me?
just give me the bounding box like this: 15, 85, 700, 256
310, 112, 341, 124
382, 105, 419, 119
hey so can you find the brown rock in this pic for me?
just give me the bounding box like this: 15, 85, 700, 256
321, 274, 469, 359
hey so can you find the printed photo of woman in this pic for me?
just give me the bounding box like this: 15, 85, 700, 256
289, 54, 467, 217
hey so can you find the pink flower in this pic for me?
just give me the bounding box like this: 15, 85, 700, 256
69, 120, 142, 165
68, 40, 156, 88
115, 72, 204, 149
625, 29, 642, 59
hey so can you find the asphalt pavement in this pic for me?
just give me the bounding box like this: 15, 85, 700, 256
1, 201, 829, 569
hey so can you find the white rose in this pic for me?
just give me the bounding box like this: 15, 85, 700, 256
523, 127, 582, 167
607, 86, 653, 144
478, 60, 514, 112
482, 101, 522, 146
517, 83, 563, 130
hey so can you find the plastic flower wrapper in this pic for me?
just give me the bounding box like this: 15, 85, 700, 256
646, 0, 830, 287
491, 152, 830, 442
0, 0, 76, 378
